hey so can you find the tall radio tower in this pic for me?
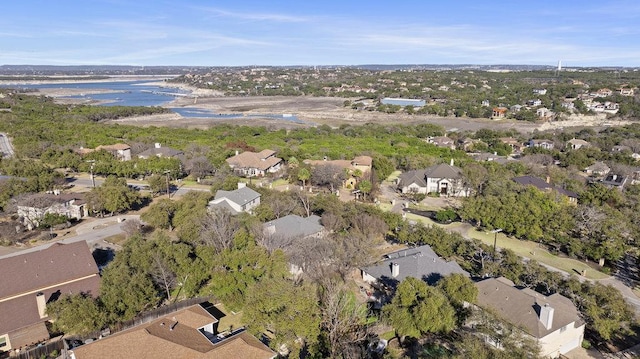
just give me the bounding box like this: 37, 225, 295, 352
555, 60, 562, 77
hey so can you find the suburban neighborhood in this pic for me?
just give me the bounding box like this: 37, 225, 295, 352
2, 65, 640, 358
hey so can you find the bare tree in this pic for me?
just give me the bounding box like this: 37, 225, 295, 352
349, 213, 388, 240
321, 212, 346, 233
121, 218, 144, 238
185, 156, 215, 180
198, 208, 240, 252
311, 164, 345, 192
149, 254, 177, 302
293, 188, 312, 217
318, 278, 370, 358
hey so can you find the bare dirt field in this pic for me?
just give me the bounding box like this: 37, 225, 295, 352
115, 94, 631, 134
108, 94, 551, 133
5, 78, 631, 133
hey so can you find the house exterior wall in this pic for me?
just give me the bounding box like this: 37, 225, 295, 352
243, 197, 260, 212
426, 178, 469, 197
17, 201, 86, 229
401, 183, 427, 194
361, 271, 378, 284
0, 334, 10, 351
538, 322, 585, 358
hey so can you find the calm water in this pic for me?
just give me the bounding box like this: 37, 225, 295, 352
4, 80, 305, 123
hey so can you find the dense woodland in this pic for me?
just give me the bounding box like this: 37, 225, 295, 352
1, 86, 640, 357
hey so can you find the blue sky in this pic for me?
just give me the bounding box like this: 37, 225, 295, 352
1, 0, 639, 66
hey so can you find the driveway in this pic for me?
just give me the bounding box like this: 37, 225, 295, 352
0, 214, 140, 259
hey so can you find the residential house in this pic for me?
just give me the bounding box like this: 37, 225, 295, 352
475, 277, 585, 358
533, 88, 547, 95
469, 152, 509, 164
69, 304, 276, 359
76, 143, 132, 161
584, 161, 611, 177
351, 155, 373, 172
513, 176, 578, 203
95, 143, 131, 161
526, 99, 543, 107
427, 136, 456, 150
561, 101, 575, 110
304, 155, 372, 189
0, 242, 100, 353
602, 173, 628, 190
594, 88, 613, 97
536, 107, 554, 120
397, 161, 470, 197
263, 215, 327, 275
510, 104, 523, 113
481, 100, 490, 107
226, 149, 283, 177
566, 139, 591, 150
499, 137, 524, 154
17, 193, 88, 230
137, 143, 184, 160
263, 214, 325, 241
361, 244, 468, 289
458, 138, 486, 152
619, 88, 635, 96
492, 107, 507, 119
528, 139, 555, 150
208, 183, 261, 215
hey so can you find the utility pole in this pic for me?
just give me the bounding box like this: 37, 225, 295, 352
87, 160, 96, 188
164, 170, 171, 199
492, 228, 503, 262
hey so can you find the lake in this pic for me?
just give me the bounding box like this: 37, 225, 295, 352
3, 80, 305, 123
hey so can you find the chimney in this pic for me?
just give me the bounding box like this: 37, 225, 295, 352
238, 182, 246, 189
154, 142, 161, 149
235, 150, 239, 156
450, 159, 454, 166
539, 303, 554, 330
545, 176, 550, 184
36, 292, 47, 319
391, 263, 400, 277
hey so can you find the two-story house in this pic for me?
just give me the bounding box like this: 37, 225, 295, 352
397, 161, 470, 197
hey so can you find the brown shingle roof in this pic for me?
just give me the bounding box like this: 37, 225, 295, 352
71, 305, 276, 359
226, 150, 282, 171
96, 143, 130, 151
475, 277, 583, 338
0, 242, 99, 340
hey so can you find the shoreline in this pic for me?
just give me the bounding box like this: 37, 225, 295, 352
2, 77, 632, 133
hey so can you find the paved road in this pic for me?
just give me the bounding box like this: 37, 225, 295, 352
69, 175, 209, 197
376, 182, 640, 315
0, 132, 14, 158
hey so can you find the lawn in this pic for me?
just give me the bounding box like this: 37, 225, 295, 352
214, 303, 245, 333
467, 228, 609, 280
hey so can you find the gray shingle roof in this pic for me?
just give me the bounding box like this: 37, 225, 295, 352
398, 170, 427, 187
424, 163, 462, 179
362, 245, 468, 287
512, 176, 578, 199
263, 215, 324, 239
214, 187, 260, 207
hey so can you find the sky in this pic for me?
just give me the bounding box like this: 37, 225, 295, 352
1, 0, 639, 67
